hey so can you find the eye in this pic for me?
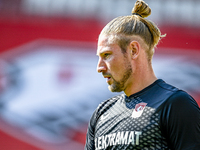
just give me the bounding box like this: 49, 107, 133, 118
104, 53, 110, 58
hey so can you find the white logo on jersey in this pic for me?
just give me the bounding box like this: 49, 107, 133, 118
100, 113, 109, 121
132, 102, 147, 118
95, 131, 142, 149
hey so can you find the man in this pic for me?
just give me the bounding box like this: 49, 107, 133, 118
85, 0, 200, 149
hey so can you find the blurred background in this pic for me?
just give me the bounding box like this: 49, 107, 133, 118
0, 0, 200, 149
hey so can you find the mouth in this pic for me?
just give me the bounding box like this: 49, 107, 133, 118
106, 77, 111, 82
102, 73, 112, 83
103, 76, 111, 83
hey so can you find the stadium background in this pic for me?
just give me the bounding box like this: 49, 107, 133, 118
0, 0, 200, 149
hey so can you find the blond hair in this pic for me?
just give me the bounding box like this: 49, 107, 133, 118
100, 0, 165, 61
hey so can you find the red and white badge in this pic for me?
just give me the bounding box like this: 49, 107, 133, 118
132, 102, 147, 118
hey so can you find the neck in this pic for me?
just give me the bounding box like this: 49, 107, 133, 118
124, 64, 157, 97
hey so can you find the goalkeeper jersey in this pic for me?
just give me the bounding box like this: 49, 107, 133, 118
85, 79, 200, 150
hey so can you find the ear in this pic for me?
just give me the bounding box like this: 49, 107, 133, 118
129, 41, 140, 60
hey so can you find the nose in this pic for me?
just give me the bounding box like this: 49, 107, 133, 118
97, 57, 107, 73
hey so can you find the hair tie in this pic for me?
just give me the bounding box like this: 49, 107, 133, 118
132, 13, 142, 17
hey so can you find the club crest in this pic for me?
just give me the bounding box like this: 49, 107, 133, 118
132, 102, 147, 118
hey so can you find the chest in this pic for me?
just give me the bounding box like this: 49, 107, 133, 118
94, 101, 164, 149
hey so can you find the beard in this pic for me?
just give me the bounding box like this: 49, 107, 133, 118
108, 62, 132, 92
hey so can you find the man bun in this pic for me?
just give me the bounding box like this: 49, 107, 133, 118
132, 0, 151, 18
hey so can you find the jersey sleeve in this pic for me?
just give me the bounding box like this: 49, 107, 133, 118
84, 109, 97, 150
160, 90, 200, 150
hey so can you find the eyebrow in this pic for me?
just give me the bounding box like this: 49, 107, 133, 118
97, 50, 112, 57
96, 47, 112, 56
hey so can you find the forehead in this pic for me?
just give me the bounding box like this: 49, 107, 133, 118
97, 35, 120, 55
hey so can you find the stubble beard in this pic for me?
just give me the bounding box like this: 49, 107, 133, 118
108, 63, 132, 92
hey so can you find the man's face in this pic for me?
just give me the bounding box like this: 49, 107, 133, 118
96, 35, 132, 92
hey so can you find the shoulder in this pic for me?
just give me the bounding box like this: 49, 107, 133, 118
155, 80, 197, 106
164, 90, 198, 108
159, 90, 200, 150
143, 79, 180, 108
160, 89, 200, 128
157, 80, 200, 126
88, 94, 124, 126
156, 79, 179, 93
96, 94, 124, 117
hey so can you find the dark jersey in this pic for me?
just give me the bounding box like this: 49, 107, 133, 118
85, 79, 200, 150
